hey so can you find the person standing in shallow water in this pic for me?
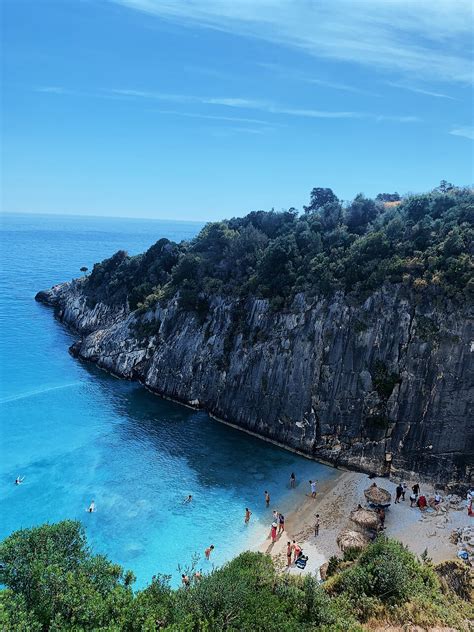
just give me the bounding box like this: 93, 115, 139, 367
244, 508, 252, 524
205, 545, 214, 560
290, 472, 296, 488
264, 490, 270, 507
309, 480, 317, 498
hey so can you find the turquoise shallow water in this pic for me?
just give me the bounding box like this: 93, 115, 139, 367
0, 213, 337, 588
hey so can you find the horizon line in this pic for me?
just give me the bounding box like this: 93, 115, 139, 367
0, 210, 210, 224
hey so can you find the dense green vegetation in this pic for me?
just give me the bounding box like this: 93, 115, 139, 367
1, 521, 472, 630
83, 184, 473, 313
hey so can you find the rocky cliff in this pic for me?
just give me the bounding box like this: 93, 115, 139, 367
36, 280, 473, 487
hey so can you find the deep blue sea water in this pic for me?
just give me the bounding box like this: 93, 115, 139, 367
0, 212, 337, 588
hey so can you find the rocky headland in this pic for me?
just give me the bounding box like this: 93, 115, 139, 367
36, 187, 474, 487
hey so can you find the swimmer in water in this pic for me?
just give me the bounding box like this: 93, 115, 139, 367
88, 500, 96, 513
204, 544, 214, 560
184, 495, 193, 503
15, 476, 24, 485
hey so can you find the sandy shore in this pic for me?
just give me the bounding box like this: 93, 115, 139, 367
257, 470, 472, 577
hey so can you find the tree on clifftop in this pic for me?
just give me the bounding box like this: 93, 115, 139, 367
304, 187, 339, 213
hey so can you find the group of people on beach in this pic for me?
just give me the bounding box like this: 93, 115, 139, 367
269, 509, 285, 542
394, 481, 438, 510
402, 482, 443, 511
286, 539, 303, 566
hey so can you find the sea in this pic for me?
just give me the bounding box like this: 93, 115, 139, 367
0, 212, 338, 588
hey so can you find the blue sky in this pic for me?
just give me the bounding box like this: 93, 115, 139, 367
2, 0, 473, 220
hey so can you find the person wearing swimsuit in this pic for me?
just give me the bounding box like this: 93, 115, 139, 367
278, 512, 285, 534
245, 508, 252, 524
270, 522, 277, 543
293, 540, 301, 563
286, 541, 292, 566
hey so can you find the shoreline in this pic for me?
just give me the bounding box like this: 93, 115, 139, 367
255, 470, 472, 578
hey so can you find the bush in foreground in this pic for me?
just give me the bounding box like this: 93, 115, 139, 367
0, 521, 472, 631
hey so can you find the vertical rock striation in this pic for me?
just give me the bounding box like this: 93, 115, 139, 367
36, 281, 473, 487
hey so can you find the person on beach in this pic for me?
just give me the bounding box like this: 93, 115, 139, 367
309, 480, 317, 498
402, 482, 407, 500
205, 545, 214, 560
429, 493, 442, 510
293, 540, 302, 563
417, 495, 427, 510
245, 508, 252, 524
273, 510, 279, 522
376, 507, 385, 529
181, 574, 190, 587
412, 483, 420, 496
314, 513, 320, 536
194, 571, 202, 581
278, 512, 285, 534
410, 491, 417, 507
184, 495, 192, 503
290, 472, 296, 488
264, 490, 270, 507
395, 483, 403, 503
270, 522, 277, 543
88, 500, 95, 513
286, 541, 292, 567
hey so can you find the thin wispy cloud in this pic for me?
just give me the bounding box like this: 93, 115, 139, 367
258, 62, 378, 96
155, 110, 279, 126
449, 126, 474, 140
113, 0, 473, 84
375, 114, 420, 123
36, 85, 420, 124
35, 86, 69, 94
386, 82, 456, 100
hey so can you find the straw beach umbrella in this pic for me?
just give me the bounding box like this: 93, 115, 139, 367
337, 528, 370, 552
350, 506, 380, 530
364, 485, 391, 507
